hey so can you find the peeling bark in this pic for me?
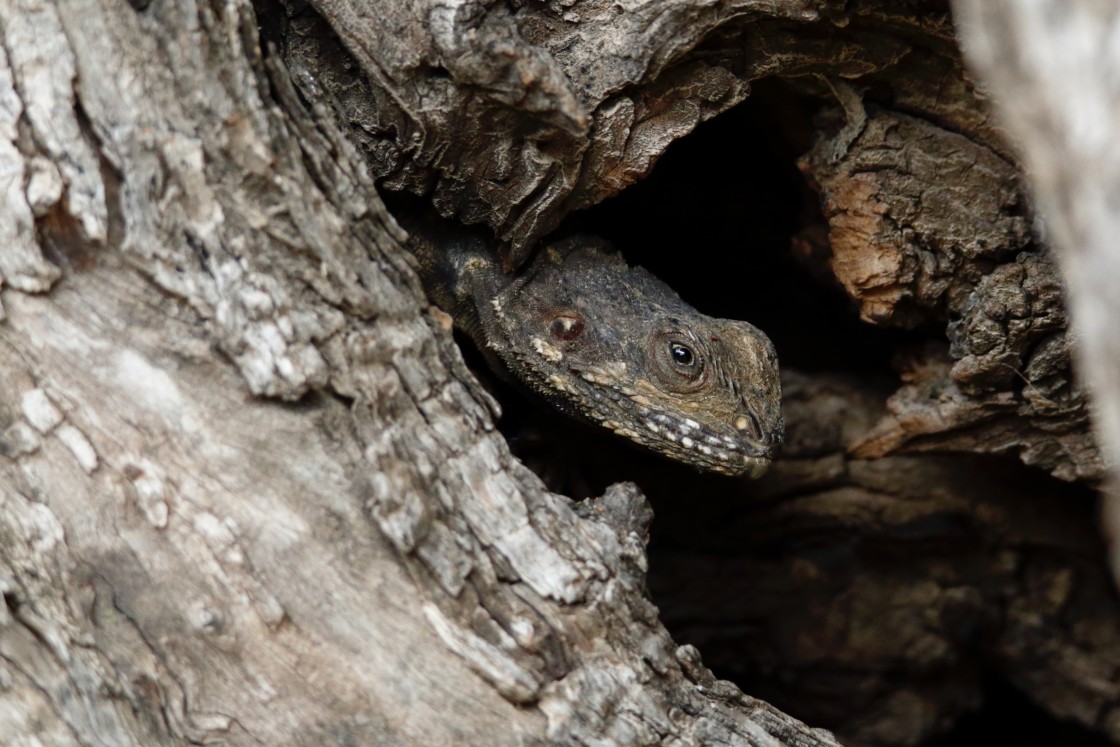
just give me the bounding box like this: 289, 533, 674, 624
278, 0, 943, 263
794, 70, 1098, 483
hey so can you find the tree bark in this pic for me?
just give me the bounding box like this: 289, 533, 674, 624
2, 0, 1118, 746
952, 0, 1120, 578
0, 0, 838, 743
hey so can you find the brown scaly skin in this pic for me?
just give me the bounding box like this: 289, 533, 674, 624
408, 223, 783, 477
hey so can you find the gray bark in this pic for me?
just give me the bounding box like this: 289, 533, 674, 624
2, 0, 1119, 746
0, 0, 839, 744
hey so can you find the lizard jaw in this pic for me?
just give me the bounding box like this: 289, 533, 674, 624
570, 372, 776, 477
629, 405, 775, 477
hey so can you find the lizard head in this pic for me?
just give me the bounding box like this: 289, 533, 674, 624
490, 237, 783, 477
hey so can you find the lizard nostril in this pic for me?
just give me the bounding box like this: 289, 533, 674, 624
734, 411, 764, 441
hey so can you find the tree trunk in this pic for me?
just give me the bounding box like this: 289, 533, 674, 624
1, 1, 1118, 746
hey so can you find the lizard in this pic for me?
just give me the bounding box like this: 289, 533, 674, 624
406, 220, 783, 477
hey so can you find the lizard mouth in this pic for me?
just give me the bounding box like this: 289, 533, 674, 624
580, 381, 775, 477
519, 358, 777, 477
637, 408, 774, 477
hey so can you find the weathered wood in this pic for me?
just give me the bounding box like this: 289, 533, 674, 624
951, 0, 1120, 575
3, 0, 1118, 744
279, 0, 937, 264
0, 0, 844, 743
793, 76, 1098, 483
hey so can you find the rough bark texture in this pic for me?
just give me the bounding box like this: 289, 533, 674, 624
2, 0, 1118, 746
951, 0, 1120, 578
794, 84, 1098, 484
278, 0, 937, 265
0, 0, 837, 744
279, 0, 1101, 485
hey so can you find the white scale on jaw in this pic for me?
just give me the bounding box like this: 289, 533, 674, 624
603, 390, 758, 465
530, 336, 564, 363
525, 352, 762, 468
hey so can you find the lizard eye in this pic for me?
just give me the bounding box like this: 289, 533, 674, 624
669, 342, 695, 367
652, 331, 705, 389
549, 314, 584, 341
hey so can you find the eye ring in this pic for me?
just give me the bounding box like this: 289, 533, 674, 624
663, 337, 705, 384
651, 329, 706, 390
549, 314, 585, 341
